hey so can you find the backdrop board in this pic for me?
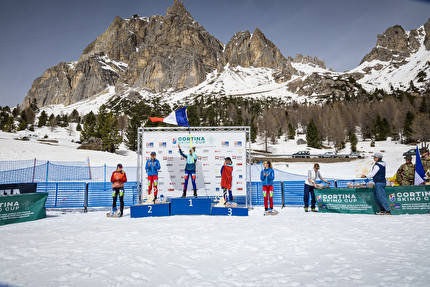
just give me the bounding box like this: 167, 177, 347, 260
137, 127, 251, 205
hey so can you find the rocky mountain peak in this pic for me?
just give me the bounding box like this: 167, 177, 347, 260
165, 0, 191, 21
424, 18, 430, 50
360, 22, 425, 66
22, 1, 312, 109
223, 28, 298, 81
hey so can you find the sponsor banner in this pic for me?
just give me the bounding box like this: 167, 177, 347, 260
315, 186, 430, 214
0, 192, 48, 226
0, 183, 37, 196
386, 185, 430, 214
143, 131, 246, 198
315, 188, 375, 214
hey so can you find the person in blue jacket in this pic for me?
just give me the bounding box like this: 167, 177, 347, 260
361, 153, 391, 215
260, 161, 275, 211
178, 144, 198, 198
145, 151, 161, 202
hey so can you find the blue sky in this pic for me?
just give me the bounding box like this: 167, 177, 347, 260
1, 0, 430, 107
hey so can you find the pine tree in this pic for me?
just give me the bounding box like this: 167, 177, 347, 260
80, 111, 97, 142
70, 109, 80, 123
125, 114, 141, 151
187, 105, 199, 126
38, 110, 48, 127
96, 105, 122, 153
306, 119, 321, 148
349, 132, 358, 152
18, 110, 27, 131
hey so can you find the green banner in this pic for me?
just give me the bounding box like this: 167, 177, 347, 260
0, 192, 48, 226
315, 186, 430, 215
315, 188, 376, 214
386, 186, 430, 214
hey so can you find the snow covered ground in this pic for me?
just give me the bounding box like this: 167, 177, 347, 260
1, 128, 429, 286
1, 207, 429, 286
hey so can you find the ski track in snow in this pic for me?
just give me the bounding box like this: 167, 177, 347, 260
1, 208, 429, 286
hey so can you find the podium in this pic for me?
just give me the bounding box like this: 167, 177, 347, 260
130, 203, 170, 218
211, 206, 248, 216
170, 197, 211, 215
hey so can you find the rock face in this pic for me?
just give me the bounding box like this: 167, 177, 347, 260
23, 0, 300, 108
223, 29, 297, 81
360, 19, 430, 66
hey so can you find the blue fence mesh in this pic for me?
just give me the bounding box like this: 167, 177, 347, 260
87, 182, 137, 208
283, 181, 306, 206
250, 182, 283, 206
2, 160, 373, 209
38, 182, 87, 208
0, 160, 138, 184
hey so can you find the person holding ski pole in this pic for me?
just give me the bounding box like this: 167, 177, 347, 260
111, 163, 127, 217
178, 144, 198, 198
260, 161, 275, 212
145, 151, 161, 202
221, 157, 234, 204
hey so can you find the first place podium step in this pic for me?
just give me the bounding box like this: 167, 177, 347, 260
170, 197, 212, 215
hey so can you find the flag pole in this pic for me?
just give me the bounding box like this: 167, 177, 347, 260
186, 105, 195, 163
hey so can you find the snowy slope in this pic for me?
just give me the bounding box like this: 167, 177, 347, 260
38, 63, 328, 117
1, 207, 429, 287
353, 25, 429, 93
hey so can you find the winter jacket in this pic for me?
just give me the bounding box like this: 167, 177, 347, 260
111, 170, 127, 188
396, 162, 415, 185
260, 168, 275, 186
179, 149, 198, 172
366, 161, 386, 183
221, 164, 233, 190
145, 159, 161, 176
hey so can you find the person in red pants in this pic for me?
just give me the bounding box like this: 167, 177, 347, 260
145, 151, 161, 202
260, 161, 275, 212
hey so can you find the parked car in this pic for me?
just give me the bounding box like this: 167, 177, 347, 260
292, 151, 310, 158
346, 151, 365, 158
318, 151, 337, 158
402, 148, 416, 157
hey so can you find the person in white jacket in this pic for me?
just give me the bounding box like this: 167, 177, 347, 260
304, 163, 331, 212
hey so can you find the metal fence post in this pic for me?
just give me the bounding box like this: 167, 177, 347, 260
84, 183, 88, 213
45, 161, 49, 184
281, 181, 285, 208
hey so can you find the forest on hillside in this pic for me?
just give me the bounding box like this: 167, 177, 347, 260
1, 84, 430, 153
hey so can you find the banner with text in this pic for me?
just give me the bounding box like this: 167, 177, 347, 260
315, 186, 430, 214
142, 130, 247, 198
0, 192, 48, 226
